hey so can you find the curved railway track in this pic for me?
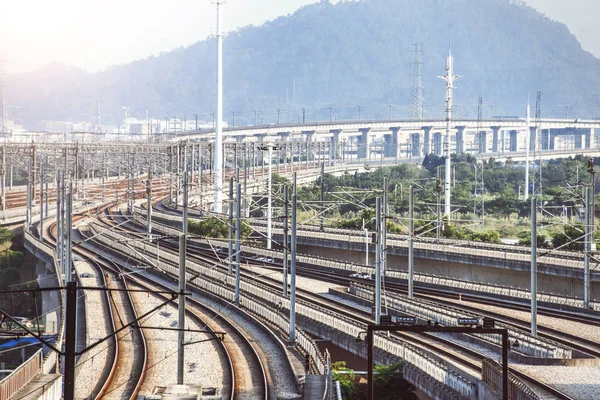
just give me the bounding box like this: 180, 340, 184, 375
103, 207, 575, 400
78, 204, 269, 399
47, 210, 148, 400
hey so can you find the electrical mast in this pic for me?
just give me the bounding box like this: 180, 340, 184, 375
411, 44, 424, 120
437, 45, 460, 217
524, 100, 531, 199
212, 0, 225, 213
532, 92, 543, 210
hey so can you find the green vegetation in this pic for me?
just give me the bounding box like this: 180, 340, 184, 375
188, 217, 252, 239
290, 155, 596, 245
0, 226, 13, 246
332, 361, 417, 400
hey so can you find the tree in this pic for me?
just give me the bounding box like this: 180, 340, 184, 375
552, 224, 585, 250
188, 217, 251, 239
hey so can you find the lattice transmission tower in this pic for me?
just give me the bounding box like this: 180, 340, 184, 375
411, 43, 424, 120
0, 60, 8, 134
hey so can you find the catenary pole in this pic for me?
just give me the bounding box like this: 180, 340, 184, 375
289, 172, 297, 341
531, 195, 537, 336
177, 170, 188, 384
213, 0, 224, 212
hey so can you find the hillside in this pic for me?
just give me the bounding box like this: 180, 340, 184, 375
7, 0, 600, 127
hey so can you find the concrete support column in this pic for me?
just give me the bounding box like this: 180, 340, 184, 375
357, 128, 371, 160
585, 129, 595, 149
303, 130, 316, 161
541, 129, 550, 150
422, 126, 433, 155
509, 130, 518, 152
529, 127, 537, 152
411, 133, 421, 157
277, 131, 291, 143
329, 129, 342, 162
254, 133, 267, 166
501, 130, 506, 154
455, 126, 465, 154
478, 131, 487, 154
433, 132, 442, 156
491, 126, 501, 153
388, 127, 401, 160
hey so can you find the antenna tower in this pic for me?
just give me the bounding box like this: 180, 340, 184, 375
411, 44, 424, 119
532, 91, 543, 210
0, 60, 8, 134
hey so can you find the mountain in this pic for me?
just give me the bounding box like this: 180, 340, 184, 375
7, 0, 600, 128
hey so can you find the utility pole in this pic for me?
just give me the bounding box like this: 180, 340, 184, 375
584, 158, 595, 308
319, 162, 324, 231
408, 186, 414, 299
213, 0, 225, 213
66, 182, 73, 282
177, 170, 188, 384
267, 145, 273, 249
375, 197, 382, 324
436, 172, 442, 242
302, 108, 306, 124
531, 195, 537, 336
146, 165, 152, 240
235, 181, 241, 300
228, 177, 234, 274
289, 172, 297, 342
283, 185, 289, 297
525, 101, 531, 199
437, 44, 459, 218
382, 178, 388, 275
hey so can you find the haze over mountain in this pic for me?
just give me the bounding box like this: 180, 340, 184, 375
7, 0, 600, 128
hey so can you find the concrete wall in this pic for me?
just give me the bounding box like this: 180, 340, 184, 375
297, 244, 600, 299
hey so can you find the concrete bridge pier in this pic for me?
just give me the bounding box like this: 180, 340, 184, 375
303, 130, 316, 162
478, 131, 487, 154
330, 129, 343, 162
491, 126, 501, 153
509, 130, 518, 152
422, 126, 432, 155
529, 127, 537, 151
585, 128, 595, 149
433, 132, 442, 156
455, 126, 465, 154
357, 128, 371, 160
384, 127, 402, 160
411, 133, 422, 157
501, 130, 506, 154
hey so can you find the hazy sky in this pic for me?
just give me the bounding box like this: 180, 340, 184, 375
1, 0, 598, 73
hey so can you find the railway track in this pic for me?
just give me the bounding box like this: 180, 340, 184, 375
103, 207, 573, 399
75, 205, 269, 399
47, 210, 148, 399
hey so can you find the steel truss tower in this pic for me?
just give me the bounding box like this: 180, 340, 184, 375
411, 44, 424, 120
